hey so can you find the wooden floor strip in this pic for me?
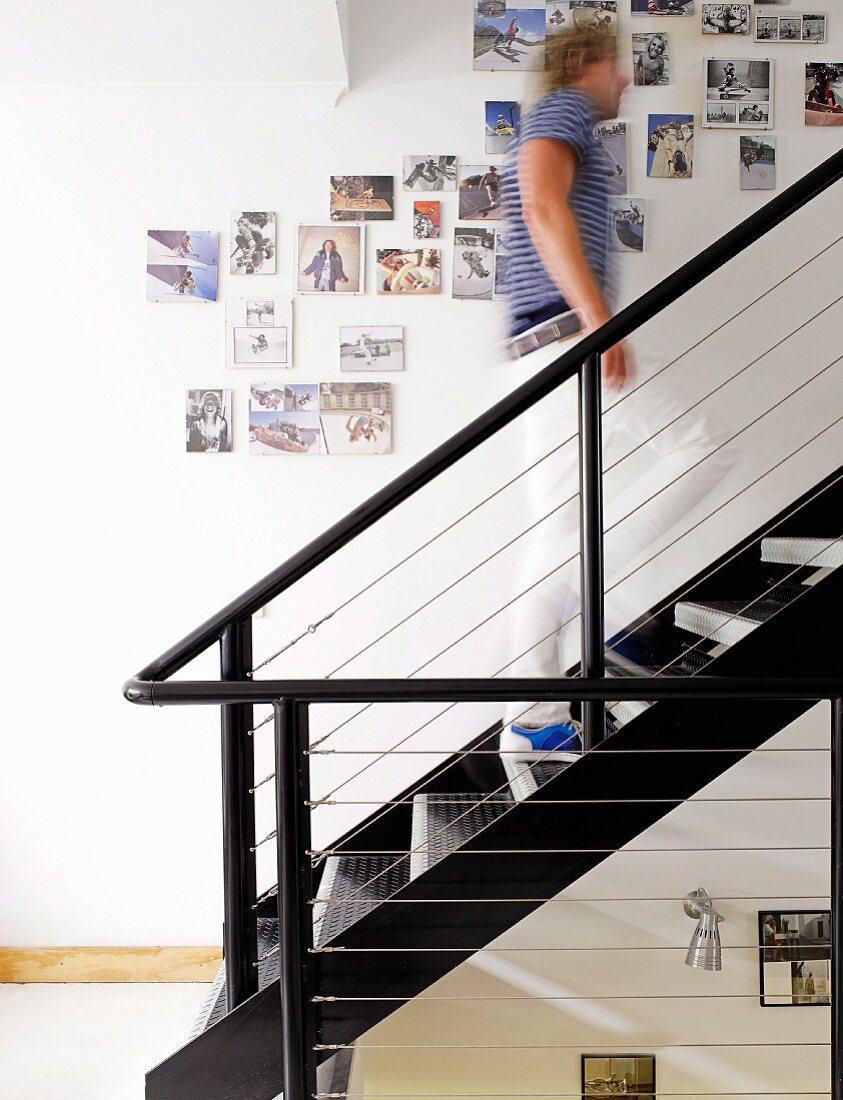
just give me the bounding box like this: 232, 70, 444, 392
0, 947, 222, 984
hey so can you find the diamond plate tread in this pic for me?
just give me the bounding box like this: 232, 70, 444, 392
409, 792, 513, 880
503, 755, 573, 801
190, 917, 279, 1038
608, 699, 653, 727
674, 596, 791, 645
313, 854, 410, 948
762, 536, 842, 569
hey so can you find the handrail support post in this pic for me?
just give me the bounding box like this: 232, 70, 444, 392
833, 697, 842, 1100
579, 353, 607, 750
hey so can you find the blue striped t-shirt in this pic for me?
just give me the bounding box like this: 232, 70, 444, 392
501, 88, 611, 335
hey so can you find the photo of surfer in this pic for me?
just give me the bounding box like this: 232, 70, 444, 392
319, 382, 392, 455
459, 164, 506, 220
186, 390, 231, 453
608, 196, 646, 252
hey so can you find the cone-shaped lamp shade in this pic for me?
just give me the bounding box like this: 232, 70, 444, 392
685, 907, 723, 971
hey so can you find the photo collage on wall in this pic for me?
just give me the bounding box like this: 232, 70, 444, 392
147, 230, 218, 302
755, 12, 826, 42
704, 58, 773, 128
248, 382, 392, 456
225, 298, 293, 369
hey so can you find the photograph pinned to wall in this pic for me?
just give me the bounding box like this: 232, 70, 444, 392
759, 12, 826, 41
403, 156, 457, 192
459, 164, 506, 220
319, 382, 392, 455
582, 1055, 655, 1099
647, 114, 694, 178
631, 0, 693, 14
297, 226, 364, 294
608, 197, 645, 252
453, 227, 497, 301
413, 201, 441, 239
486, 101, 521, 154
474, 7, 546, 71
805, 63, 843, 124
230, 212, 276, 274
740, 136, 776, 190
376, 249, 441, 294
478, 0, 507, 16
330, 176, 394, 221
702, 4, 750, 33
704, 58, 773, 128
633, 33, 669, 85
250, 384, 320, 455
146, 230, 218, 302
225, 297, 292, 369
759, 912, 831, 1006
803, 14, 827, 41
186, 390, 231, 453
546, 2, 618, 35
340, 326, 404, 372
594, 122, 627, 194
493, 231, 511, 298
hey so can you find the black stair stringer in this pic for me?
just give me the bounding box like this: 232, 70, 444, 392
315, 565, 841, 1052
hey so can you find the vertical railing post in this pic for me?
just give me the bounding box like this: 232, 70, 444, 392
832, 698, 842, 1100
578, 353, 607, 750
275, 699, 316, 1100
220, 620, 258, 1011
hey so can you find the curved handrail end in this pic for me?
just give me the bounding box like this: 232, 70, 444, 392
124, 677, 155, 705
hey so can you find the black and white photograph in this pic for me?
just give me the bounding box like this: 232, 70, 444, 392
805, 63, 843, 125
493, 230, 511, 297
756, 12, 826, 42
186, 390, 231, 453
330, 176, 394, 222
453, 227, 497, 301
225, 297, 293, 369
582, 1055, 656, 1098
230, 212, 276, 275
377, 249, 441, 294
803, 14, 828, 42
403, 156, 457, 192
608, 196, 645, 252
759, 912, 831, 1006
298, 226, 364, 294
702, 4, 750, 33
319, 382, 393, 455
340, 326, 404, 372
704, 58, 773, 128
459, 164, 506, 220
546, 2, 618, 35
474, 7, 546, 71
647, 114, 695, 178
706, 101, 737, 123
632, 0, 693, 14
594, 121, 627, 194
740, 136, 776, 190
633, 33, 669, 85
146, 230, 218, 303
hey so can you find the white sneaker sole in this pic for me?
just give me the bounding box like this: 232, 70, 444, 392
499, 730, 581, 764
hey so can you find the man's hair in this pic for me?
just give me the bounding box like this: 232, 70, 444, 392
540, 28, 617, 96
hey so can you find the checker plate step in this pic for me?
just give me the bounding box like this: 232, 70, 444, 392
410, 792, 513, 879
189, 916, 279, 1038
503, 756, 575, 802
761, 536, 842, 569
313, 854, 410, 947
674, 596, 791, 645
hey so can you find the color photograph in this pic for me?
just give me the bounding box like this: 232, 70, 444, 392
631, 0, 693, 13
340, 326, 404, 372
319, 382, 392, 455
740, 136, 776, 190
376, 249, 441, 294
453, 227, 496, 301
459, 164, 506, 220
225, 297, 292, 369
705, 58, 773, 128
413, 201, 441, 239
230, 212, 276, 274
474, 7, 546, 71
633, 33, 669, 85
582, 1055, 655, 1098
546, 2, 618, 35
594, 122, 627, 194
702, 4, 750, 33
609, 197, 645, 252
647, 115, 694, 178
805, 63, 843, 124
298, 226, 364, 294
146, 230, 218, 302
760, 911, 831, 1006
486, 101, 520, 154
186, 390, 231, 453
403, 156, 457, 191
249, 409, 321, 455
147, 230, 218, 267
330, 176, 394, 222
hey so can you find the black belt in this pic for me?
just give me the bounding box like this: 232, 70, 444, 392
509, 310, 582, 358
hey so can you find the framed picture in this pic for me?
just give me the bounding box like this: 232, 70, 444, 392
594, 122, 627, 194
376, 249, 441, 294
756, 12, 826, 42
805, 63, 843, 125
414, 201, 441, 240
249, 384, 320, 455
403, 156, 457, 192
702, 4, 750, 33
740, 136, 776, 190
486, 100, 520, 154
609, 197, 645, 252
703, 58, 773, 128
759, 911, 831, 1006
458, 164, 507, 220
225, 298, 293, 369
146, 230, 218, 302
319, 382, 392, 455
546, 2, 618, 36
453, 226, 497, 301
582, 1055, 655, 1098
297, 225, 365, 294
330, 176, 394, 222
631, 0, 693, 14
633, 33, 670, 85
186, 390, 231, 453
474, 7, 546, 71
647, 114, 695, 178
230, 212, 276, 275
340, 326, 404, 372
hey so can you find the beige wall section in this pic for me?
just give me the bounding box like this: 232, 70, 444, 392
351, 706, 831, 1099
0, 947, 221, 984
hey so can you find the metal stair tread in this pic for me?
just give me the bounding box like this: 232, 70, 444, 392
313, 854, 410, 947
503, 755, 574, 801
190, 916, 279, 1039
674, 596, 790, 644
409, 792, 513, 880
761, 535, 842, 569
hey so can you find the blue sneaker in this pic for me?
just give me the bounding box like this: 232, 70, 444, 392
500, 720, 583, 763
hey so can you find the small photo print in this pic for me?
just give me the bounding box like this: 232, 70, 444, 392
546, 2, 618, 35
740, 136, 776, 190
225, 298, 292, 369
647, 115, 695, 178
702, 4, 750, 33
632, 0, 693, 13
330, 176, 394, 222
802, 15, 827, 43
147, 230, 218, 267
459, 164, 506, 220
340, 326, 404, 372
403, 156, 457, 192
413, 201, 441, 240
230, 212, 276, 275
250, 382, 317, 413
739, 102, 769, 125
250, 409, 321, 455
594, 122, 628, 195
633, 33, 669, 85
147, 263, 217, 303
706, 101, 737, 124
246, 300, 275, 326
478, 0, 507, 16
474, 7, 546, 71
298, 226, 364, 294
453, 227, 496, 301
377, 249, 441, 294
486, 100, 521, 154
319, 382, 393, 455
805, 63, 843, 125
705, 58, 773, 128
759, 911, 831, 1006
493, 230, 511, 298
186, 390, 231, 453
582, 1055, 655, 1099
609, 197, 645, 252
755, 15, 779, 39
233, 327, 288, 365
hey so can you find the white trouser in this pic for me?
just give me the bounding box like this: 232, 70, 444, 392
503, 335, 732, 728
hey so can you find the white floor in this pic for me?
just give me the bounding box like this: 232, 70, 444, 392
0, 983, 209, 1100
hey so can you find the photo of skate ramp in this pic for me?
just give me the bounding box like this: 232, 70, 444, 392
146, 264, 217, 302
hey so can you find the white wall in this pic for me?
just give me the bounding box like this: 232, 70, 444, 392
0, 0, 841, 947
